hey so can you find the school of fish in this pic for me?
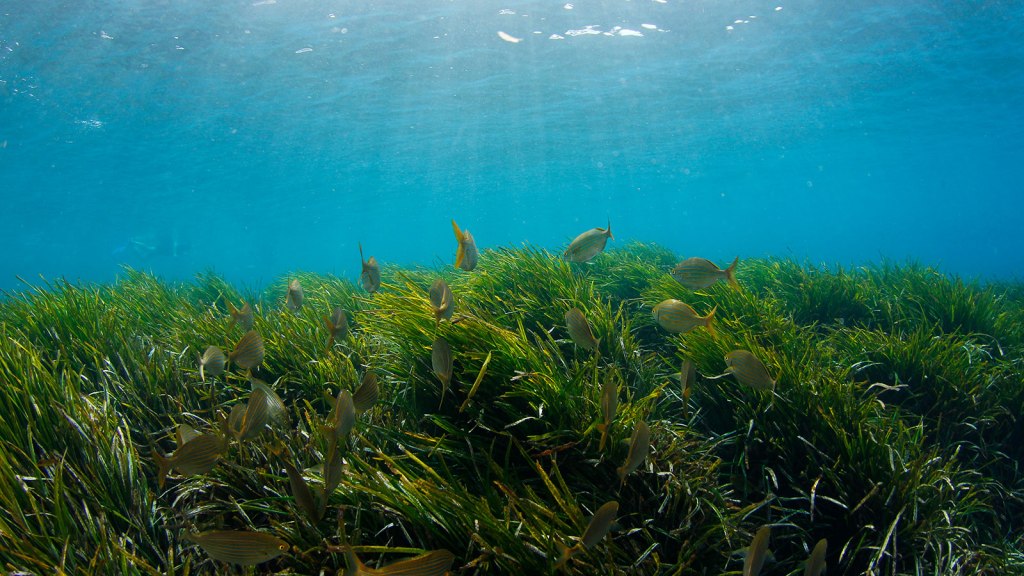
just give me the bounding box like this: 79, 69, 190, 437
154, 220, 821, 575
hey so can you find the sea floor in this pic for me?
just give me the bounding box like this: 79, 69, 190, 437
0, 243, 1021, 575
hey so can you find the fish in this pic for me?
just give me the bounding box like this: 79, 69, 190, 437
555, 500, 618, 568
743, 525, 771, 576
327, 389, 356, 442
228, 330, 265, 371
451, 219, 479, 271
596, 378, 618, 452
563, 219, 613, 263
342, 546, 455, 576
280, 453, 322, 521
184, 530, 289, 566
152, 429, 228, 488
359, 243, 381, 293
680, 359, 695, 418
325, 307, 349, 350
323, 442, 345, 496
176, 423, 200, 446
804, 538, 827, 576
725, 350, 776, 390
428, 278, 455, 325
432, 337, 453, 404
671, 256, 740, 291
231, 379, 288, 441
353, 372, 379, 414
652, 300, 716, 338
286, 279, 304, 311
565, 307, 599, 351
228, 300, 255, 331
200, 345, 226, 380
616, 420, 650, 483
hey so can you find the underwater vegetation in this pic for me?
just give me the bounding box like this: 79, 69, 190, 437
0, 242, 1022, 575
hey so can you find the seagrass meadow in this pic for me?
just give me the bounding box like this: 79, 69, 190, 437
1, 242, 1023, 575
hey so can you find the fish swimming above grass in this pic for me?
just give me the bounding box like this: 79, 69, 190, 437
555, 500, 619, 568
617, 420, 650, 483
565, 307, 599, 351
325, 307, 349, 350
452, 219, 479, 271
326, 389, 357, 442
228, 330, 265, 371
652, 299, 717, 338
342, 546, 455, 576
199, 345, 226, 381
353, 371, 379, 414
680, 359, 695, 418
429, 278, 454, 325
671, 256, 740, 291
184, 530, 289, 566
228, 300, 255, 331
432, 336, 453, 404
564, 220, 613, 263
724, 350, 776, 390
286, 279, 304, 311
359, 243, 381, 293
804, 538, 827, 576
152, 424, 228, 488
597, 377, 618, 452
743, 525, 772, 576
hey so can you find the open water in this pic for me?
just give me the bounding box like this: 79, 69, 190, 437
1, 0, 1022, 291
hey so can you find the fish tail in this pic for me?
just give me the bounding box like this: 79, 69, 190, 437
152, 448, 170, 488
725, 256, 740, 289
554, 542, 575, 569
705, 306, 718, 340
606, 218, 614, 240
452, 220, 466, 268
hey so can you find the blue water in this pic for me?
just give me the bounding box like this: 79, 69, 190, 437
2, 0, 1022, 291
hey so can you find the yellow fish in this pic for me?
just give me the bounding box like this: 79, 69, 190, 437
324, 307, 349, 350
429, 278, 455, 325
326, 389, 356, 442
596, 378, 617, 452
565, 307, 599, 351
432, 337, 453, 404
555, 500, 618, 568
652, 300, 716, 338
563, 220, 613, 263
725, 350, 776, 390
342, 546, 455, 576
152, 427, 228, 488
353, 372, 379, 414
184, 530, 289, 566
617, 420, 650, 483
228, 300, 255, 331
228, 330, 265, 371
743, 525, 771, 576
452, 219, 479, 271
286, 278, 304, 311
199, 345, 226, 381
671, 256, 739, 290
804, 538, 827, 576
359, 243, 381, 293
680, 359, 695, 418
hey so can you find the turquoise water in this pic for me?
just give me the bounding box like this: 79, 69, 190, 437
2, 0, 1021, 291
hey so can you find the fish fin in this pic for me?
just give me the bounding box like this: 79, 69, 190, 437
705, 306, 718, 341
452, 220, 466, 268
554, 542, 576, 569
598, 426, 608, 452
606, 218, 614, 240
725, 257, 740, 289
152, 448, 170, 489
